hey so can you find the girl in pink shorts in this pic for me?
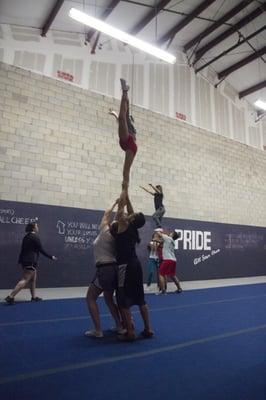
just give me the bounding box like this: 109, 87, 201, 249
109, 79, 137, 188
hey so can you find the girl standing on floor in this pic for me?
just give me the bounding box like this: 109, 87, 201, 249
146, 232, 161, 290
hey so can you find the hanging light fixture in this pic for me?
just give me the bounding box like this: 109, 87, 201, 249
69, 8, 176, 64
254, 99, 266, 111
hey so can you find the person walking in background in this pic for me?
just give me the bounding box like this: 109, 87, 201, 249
85, 200, 124, 338
140, 184, 165, 228
157, 230, 182, 294
109, 78, 138, 189
5, 222, 57, 305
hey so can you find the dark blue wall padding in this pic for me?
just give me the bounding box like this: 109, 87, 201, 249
0, 199, 265, 288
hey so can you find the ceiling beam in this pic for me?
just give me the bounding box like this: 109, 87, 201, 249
157, 0, 217, 45
41, 0, 65, 37
194, 3, 266, 63
195, 25, 265, 73
86, 0, 121, 42
91, 32, 101, 54
239, 80, 266, 99
129, 0, 171, 35
217, 46, 266, 79
184, 0, 254, 52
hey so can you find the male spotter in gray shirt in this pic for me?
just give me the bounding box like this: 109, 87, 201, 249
85, 200, 123, 338
93, 225, 116, 266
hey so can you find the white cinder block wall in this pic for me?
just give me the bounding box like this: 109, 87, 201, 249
1, 62, 266, 227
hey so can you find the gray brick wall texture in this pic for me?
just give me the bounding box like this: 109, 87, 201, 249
0, 62, 266, 227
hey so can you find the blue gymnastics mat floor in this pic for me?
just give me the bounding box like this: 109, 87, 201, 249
1, 283, 266, 400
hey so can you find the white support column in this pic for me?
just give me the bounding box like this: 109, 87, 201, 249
190, 68, 196, 126
228, 101, 234, 139
42, 32, 55, 78
210, 84, 216, 133
115, 62, 122, 101
168, 63, 174, 118
1, 25, 15, 65
258, 119, 264, 150
244, 105, 250, 145
142, 61, 150, 110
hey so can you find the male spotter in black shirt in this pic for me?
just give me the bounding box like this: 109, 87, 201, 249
5, 222, 57, 305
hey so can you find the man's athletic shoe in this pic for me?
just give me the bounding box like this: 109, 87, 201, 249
31, 297, 43, 301
117, 333, 136, 342
110, 326, 127, 335
5, 296, 14, 305
140, 329, 154, 339
84, 330, 104, 338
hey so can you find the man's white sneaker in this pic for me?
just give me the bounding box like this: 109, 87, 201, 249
110, 326, 127, 335
116, 328, 127, 335
84, 330, 103, 338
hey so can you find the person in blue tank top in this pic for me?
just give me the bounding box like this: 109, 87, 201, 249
146, 231, 161, 290
115, 188, 154, 341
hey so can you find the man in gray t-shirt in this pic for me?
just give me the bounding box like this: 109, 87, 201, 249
85, 201, 124, 338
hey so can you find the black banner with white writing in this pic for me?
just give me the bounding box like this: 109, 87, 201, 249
0, 200, 265, 288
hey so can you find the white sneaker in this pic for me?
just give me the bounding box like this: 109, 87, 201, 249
84, 330, 103, 338
110, 326, 127, 335
120, 78, 130, 91
117, 328, 127, 335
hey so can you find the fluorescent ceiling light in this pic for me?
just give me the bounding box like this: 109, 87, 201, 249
69, 8, 176, 64
254, 99, 266, 111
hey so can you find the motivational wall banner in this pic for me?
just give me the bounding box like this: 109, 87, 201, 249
0, 200, 265, 289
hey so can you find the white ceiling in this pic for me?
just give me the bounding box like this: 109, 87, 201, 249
0, 0, 265, 107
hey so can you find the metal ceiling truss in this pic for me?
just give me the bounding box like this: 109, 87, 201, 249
195, 25, 265, 73
91, 31, 101, 54
193, 2, 266, 64
239, 80, 266, 99
217, 46, 266, 80
129, 0, 171, 35
157, 0, 217, 45
122, 0, 237, 25
41, 0, 65, 37
85, 0, 121, 43
87, 0, 173, 54
184, 0, 254, 52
